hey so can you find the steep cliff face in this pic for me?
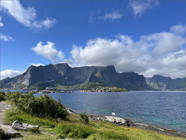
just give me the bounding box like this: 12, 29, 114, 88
146, 75, 171, 90
146, 75, 186, 90
119, 72, 149, 90
0, 63, 149, 90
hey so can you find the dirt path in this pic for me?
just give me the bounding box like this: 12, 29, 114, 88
0, 101, 21, 138
0, 101, 11, 123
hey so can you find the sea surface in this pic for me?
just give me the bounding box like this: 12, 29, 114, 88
36, 91, 186, 133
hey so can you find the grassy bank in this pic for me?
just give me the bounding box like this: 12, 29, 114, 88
1, 92, 186, 140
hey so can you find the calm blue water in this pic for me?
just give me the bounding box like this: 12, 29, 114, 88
36, 91, 186, 133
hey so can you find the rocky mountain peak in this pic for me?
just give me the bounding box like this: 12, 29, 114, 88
1, 63, 185, 90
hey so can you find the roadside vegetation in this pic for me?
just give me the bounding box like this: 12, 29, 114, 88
1, 92, 186, 140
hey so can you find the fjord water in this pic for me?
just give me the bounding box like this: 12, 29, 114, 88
39, 91, 186, 133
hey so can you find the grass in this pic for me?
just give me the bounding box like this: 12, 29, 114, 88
91, 122, 185, 140
19, 135, 57, 140
55, 122, 96, 139
5, 108, 186, 140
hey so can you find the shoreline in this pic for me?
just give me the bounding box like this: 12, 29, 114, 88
66, 108, 186, 138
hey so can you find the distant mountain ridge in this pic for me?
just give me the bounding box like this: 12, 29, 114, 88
0, 63, 185, 91
0, 63, 149, 90
146, 75, 186, 91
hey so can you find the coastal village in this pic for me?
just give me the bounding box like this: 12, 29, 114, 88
0, 86, 128, 94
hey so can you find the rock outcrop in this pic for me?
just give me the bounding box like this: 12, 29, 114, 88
91, 115, 133, 126
12, 120, 39, 131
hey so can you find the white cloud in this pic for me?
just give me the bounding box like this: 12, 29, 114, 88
0, 33, 13, 41
129, 0, 159, 16
139, 32, 186, 55
170, 24, 186, 35
31, 63, 45, 67
32, 18, 56, 29
89, 11, 123, 23
104, 11, 123, 20
0, 69, 22, 80
68, 24, 186, 78
32, 41, 64, 63
143, 50, 186, 78
0, 16, 13, 42
0, 0, 56, 30
0, 16, 3, 27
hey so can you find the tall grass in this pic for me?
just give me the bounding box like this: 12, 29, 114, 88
6, 109, 57, 128
55, 122, 129, 140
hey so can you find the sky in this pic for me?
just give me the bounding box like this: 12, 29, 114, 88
0, 0, 186, 80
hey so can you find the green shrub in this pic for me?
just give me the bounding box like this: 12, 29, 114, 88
80, 113, 89, 124
0, 92, 6, 101
7, 92, 68, 120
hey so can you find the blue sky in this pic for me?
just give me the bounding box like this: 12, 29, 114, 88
0, 0, 186, 79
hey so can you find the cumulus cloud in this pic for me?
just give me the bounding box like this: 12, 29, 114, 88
139, 32, 186, 55
68, 24, 186, 78
0, 0, 56, 30
129, 0, 159, 16
0, 70, 22, 80
104, 11, 123, 20
32, 41, 64, 63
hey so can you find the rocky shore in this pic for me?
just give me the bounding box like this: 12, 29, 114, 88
67, 108, 186, 138
90, 115, 186, 138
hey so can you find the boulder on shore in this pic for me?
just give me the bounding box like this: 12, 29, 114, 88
90, 115, 133, 126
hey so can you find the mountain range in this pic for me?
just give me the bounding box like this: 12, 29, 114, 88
0, 63, 185, 91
